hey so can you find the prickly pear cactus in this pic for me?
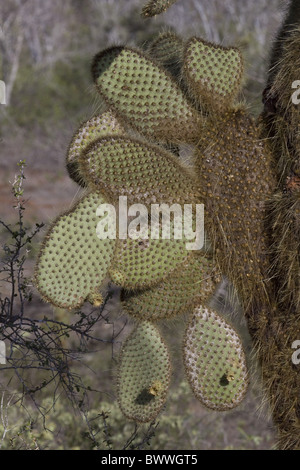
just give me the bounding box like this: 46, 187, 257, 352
91, 46, 202, 143
117, 322, 171, 422
121, 253, 218, 320
110, 235, 192, 290
183, 306, 248, 411
147, 32, 184, 82
34, 0, 300, 450
195, 108, 275, 308
80, 135, 201, 205
184, 37, 244, 112
66, 111, 125, 186
34, 191, 116, 309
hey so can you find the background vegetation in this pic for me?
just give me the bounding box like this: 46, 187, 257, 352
0, 0, 287, 450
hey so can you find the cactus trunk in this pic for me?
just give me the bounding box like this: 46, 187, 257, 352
255, 0, 300, 449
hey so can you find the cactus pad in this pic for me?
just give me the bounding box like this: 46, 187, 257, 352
117, 322, 171, 423
148, 32, 184, 81
35, 191, 115, 309
110, 231, 193, 290
141, 0, 178, 17
66, 111, 124, 186
183, 305, 249, 411
92, 46, 201, 143
184, 37, 243, 111
121, 254, 218, 320
80, 135, 201, 206
87, 292, 104, 307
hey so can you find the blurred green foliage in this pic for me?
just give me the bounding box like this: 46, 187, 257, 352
10, 59, 91, 128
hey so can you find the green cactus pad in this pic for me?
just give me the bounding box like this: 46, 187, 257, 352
110, 228, 194, 290
184, 37, 243, 111
66, 111, 124, 186
183, 305, 249, 411
34, 191, 116, 309
148, 32, 184, 81
92, 46, 201, 144
141, 0, 178, 17
121, 254, 218, 320
117, 322, 171, 423
80, 135, 201, 206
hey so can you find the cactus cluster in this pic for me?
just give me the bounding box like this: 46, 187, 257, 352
35, 25, 249, 423
92, 47, 201, 144
34, 0, 300, 449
